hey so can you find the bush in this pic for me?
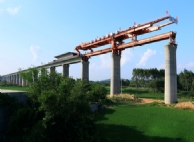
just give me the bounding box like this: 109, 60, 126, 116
88, 83, 107, 102
3, 69, 99, 142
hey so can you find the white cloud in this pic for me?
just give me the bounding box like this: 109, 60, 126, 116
99, 54, 111, 69
137, 49, 156, 66
30, 45, 40, 62
121, 50, 133, 66
187, 61, 194, 67
0, 0, 5, 3
7, 6, 21, 15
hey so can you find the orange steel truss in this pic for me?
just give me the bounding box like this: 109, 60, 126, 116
75, 14, 178, 58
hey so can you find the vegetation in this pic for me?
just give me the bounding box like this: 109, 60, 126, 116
0, 67, 108, 142
95, 103, 194, 142
1, 67, 194, 141
178, 69, 194, 91
130, 68, 194, 94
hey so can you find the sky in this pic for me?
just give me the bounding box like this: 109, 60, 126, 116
0, 0, 193, 81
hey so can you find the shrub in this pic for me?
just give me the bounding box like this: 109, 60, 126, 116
88, 83, 107, 102
3, 68, 99, 142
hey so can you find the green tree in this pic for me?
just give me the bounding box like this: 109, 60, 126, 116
178, 69, 194, 91
88, 82, 107, 102
192, 80, 194, 91
149, 79, 164, 93
5, 67, 99, 142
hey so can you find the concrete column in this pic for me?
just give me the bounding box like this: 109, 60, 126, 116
164, 44, 177, 104
62, 64, 69, 78
13, 75, 15, 84
15, 74, 18, 85
110, 54, 121, 97
17, 74, 20, 85
19, 76, 22, 86
22, 78, 26, 87
81, 60, 89, 81
10, 75, 12, 83
50, 67, 55, 74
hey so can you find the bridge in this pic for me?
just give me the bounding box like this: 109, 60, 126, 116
1, 13, 178, 104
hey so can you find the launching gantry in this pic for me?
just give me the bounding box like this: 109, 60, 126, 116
75, 14, 178, 59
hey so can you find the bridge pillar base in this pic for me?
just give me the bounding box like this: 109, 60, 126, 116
164, 44, 177, 104
110, 54, 121, 97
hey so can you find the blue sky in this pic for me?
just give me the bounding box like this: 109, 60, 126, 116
0, 0, 193, 81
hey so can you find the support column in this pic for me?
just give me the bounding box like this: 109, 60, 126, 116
19, 76, 22, 86
62, 64, 69, 78
164, 43, 177, 104
81, 60, 89, 81
17, 74, 19, 85
110, 54, 121, 97
22, 78, 26, 87
50, 67, 55, 74
10, 75, 12, 83
15, 74, 18, 85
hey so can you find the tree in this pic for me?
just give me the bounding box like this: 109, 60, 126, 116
132, 68, 140, 88
5, 67, 101, 142
178, 69, 194, 91
149, 79, 164, 93
192, 80, 194, 91
88, 82, 107, 102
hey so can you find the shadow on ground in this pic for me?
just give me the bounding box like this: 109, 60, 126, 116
96, 124, 185, 142
95, 107, 185, 142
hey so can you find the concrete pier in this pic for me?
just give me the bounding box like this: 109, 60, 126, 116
19, 76, 22, 86
50, 67, 55, 74
81, 60, 89, 81
164, 44, 177, 104
62, 64, 69, 78
110, 54, 121, 97
22, 78, 26, 87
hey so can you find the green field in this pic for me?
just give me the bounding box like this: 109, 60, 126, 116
96, 103, 194, 142
0, 86, 27, 91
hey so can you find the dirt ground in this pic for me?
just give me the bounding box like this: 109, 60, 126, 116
108, 94, 194, 110
140, 98, 194, 110
139, 98, 163, 104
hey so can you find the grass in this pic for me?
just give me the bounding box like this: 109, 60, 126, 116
106, 86, 194, 102
0, 86, 27, 91
96, 103, 194, 142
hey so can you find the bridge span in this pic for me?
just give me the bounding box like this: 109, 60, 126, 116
1, 13, 178, 104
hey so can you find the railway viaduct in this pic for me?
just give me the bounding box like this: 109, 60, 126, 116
1, 14, 178, 104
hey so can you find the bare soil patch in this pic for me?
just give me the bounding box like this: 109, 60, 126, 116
174, 102, 194, 109
139, 98, 163, 104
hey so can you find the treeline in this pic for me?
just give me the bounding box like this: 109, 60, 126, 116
130, 68, 194, 92
130, 68, 164, 92
97, 79, 130, 87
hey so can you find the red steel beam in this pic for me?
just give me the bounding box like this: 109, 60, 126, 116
84, 31, 176, 57
75, 16, 175, 52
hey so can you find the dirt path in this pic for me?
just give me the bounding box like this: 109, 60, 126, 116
139, 98, 163, 104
